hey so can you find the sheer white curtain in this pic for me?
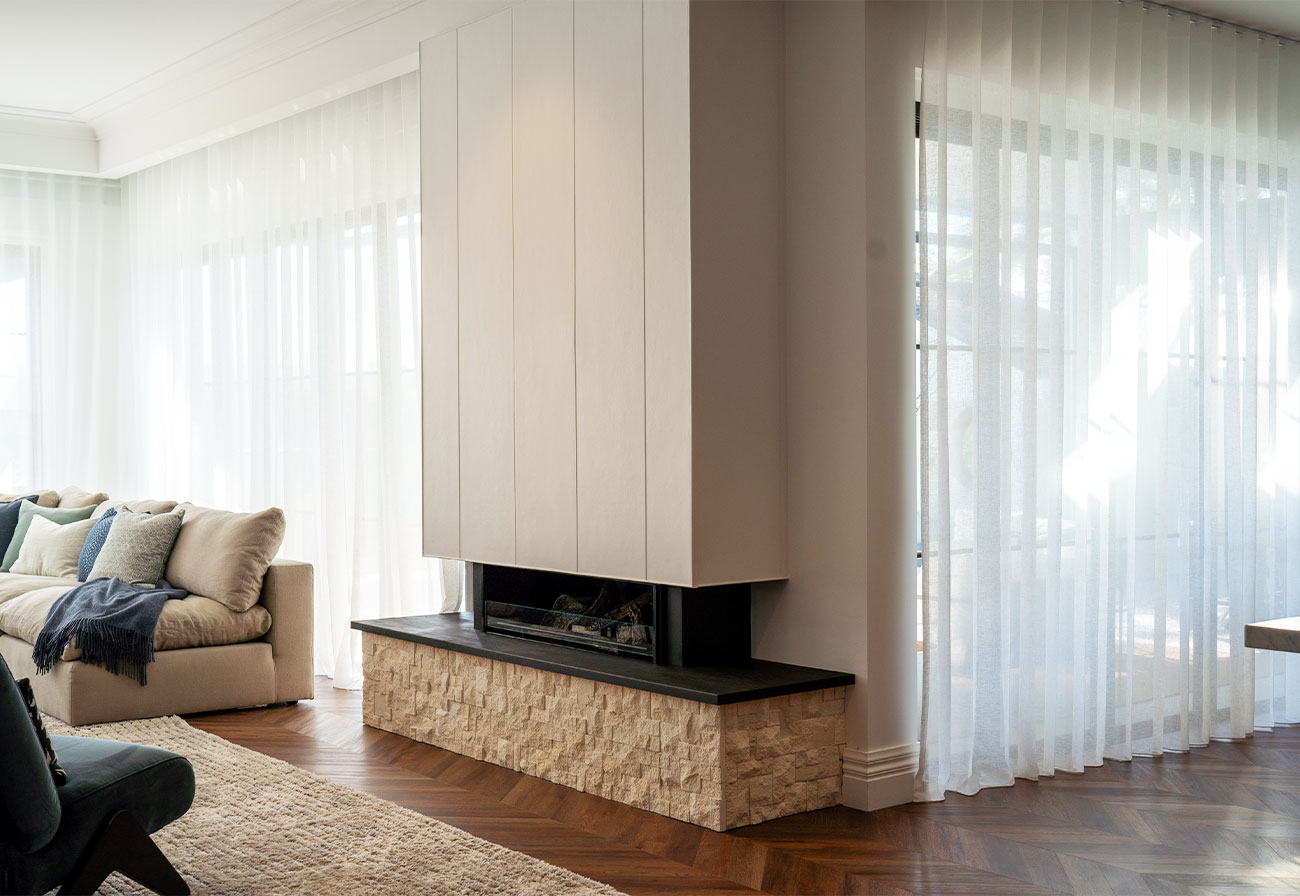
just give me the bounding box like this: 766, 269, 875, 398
918, 1, 1300, 800
122, 73, 460, 689
0, 171, 123, 493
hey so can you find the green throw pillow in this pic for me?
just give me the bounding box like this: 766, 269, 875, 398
1, 502, 95, 572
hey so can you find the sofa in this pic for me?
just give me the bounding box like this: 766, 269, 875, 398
0, 486, 314, 725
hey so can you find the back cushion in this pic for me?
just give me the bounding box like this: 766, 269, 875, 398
91, 498, 179, 520
165, 504, 286, 611
0, 654, 61, 853
0, 490, 58, 509
56, 486, 108, 509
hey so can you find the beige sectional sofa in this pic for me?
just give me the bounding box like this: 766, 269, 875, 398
0, 487, 314, 725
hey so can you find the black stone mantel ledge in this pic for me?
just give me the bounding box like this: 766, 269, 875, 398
351, 613, 854, 705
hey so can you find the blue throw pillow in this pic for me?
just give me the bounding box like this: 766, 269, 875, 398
77, 508, 117, 582
0, 496, 38, 562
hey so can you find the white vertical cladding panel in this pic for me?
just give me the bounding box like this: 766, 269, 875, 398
420, 32, 461, 559
574, 0, 647, 580
457, 9, 516, 564
512, 0, 578, 572
642, 0, 693, 586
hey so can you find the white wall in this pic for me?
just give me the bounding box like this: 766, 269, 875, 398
751, 0, 924, 812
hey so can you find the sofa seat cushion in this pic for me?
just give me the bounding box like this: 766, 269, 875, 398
0, 574, 76, 606
154, 595, 273, 650
0, 586, 272, 656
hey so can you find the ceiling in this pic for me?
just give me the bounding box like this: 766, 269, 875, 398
1174, 1, 1300, 41
0, 1, 299, 120
0, 0, 1296, 122
0, 0, 451, 177
0, 0, 1297, 178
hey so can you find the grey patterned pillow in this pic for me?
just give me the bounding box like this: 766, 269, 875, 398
87, 509, 185, 587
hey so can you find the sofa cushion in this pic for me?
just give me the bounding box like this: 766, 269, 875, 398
154, 595, 273, 650
91, 498, 179, 520
1, 503, 96, 573
88, 509, 184, 587
0, 586, 84, 660
10, 515, 97, 580
0, 586, 272, 653
56, 486, 109, 509
0, 574, 76, 606
165, 504, 286, 612
0, 490, 58, 508
77, 509, 117, 582
0, 494, 38, 560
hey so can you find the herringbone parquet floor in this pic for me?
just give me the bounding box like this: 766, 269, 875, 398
187, 681, 1300, 895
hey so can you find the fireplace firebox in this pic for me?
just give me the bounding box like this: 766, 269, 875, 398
470, 563, 751, 666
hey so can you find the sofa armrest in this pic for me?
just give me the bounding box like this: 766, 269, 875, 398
260, 559, 315, 703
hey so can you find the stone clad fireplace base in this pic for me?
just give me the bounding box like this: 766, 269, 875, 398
360, 630, 848, 830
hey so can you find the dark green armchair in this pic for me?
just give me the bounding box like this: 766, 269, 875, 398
0, 655, 195, 895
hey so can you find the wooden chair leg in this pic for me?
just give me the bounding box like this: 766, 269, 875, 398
59, 810, 189, 896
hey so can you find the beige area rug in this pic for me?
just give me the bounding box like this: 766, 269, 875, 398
44, 715, 623, 896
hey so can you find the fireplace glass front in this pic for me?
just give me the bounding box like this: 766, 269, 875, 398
473, 564, 661, 660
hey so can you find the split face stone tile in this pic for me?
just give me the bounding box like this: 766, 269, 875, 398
360, 632, 847, 831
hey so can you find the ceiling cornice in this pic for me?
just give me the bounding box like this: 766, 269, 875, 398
0, 111, 96, 175
0, 0, 514, 179
78, 0, 419, 125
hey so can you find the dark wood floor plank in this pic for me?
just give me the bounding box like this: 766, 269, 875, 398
187, 680, 1300, 895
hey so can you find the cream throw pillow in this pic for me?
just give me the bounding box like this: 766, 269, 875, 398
10, 515, 95, 579
165, 504, 286, 611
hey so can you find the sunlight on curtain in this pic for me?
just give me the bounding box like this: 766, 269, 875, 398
122, 73, 460, 690
918, 0, 1300, 800
0, 172, 122, 492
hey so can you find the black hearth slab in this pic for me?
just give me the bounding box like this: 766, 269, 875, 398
351, 613, 854, 705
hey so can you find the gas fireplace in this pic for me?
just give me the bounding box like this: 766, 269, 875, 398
470, 563, 751, 666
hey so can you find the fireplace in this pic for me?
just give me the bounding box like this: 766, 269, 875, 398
356, 569, 853, 831
469, 563, 751, 666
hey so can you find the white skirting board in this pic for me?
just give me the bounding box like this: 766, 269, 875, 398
841, 741, 919, 812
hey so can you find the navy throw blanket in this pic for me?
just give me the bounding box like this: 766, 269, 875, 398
32, 578, 187, 686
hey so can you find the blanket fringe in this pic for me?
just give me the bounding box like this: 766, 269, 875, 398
33, 619, 157, 685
